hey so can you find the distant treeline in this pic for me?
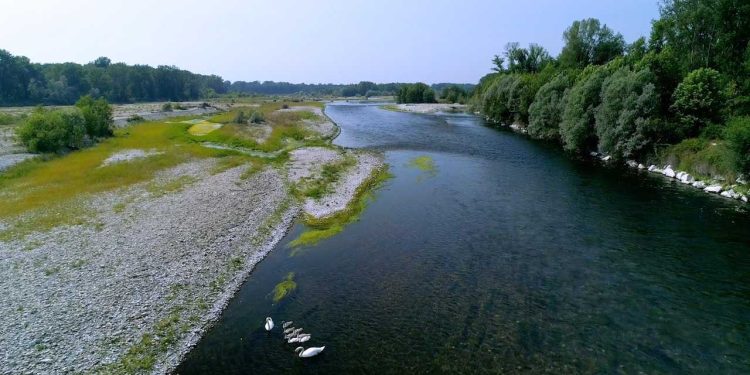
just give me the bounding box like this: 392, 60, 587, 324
228, 80, 475, 98
472, 0, 750, 176
0, 49, 475, 105
0, 53, 227, 105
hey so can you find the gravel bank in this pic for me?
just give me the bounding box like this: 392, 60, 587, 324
0, 160, 297, 373
288, 147, 384, 218
0, 105, 386, 373
392, 103, 467, 114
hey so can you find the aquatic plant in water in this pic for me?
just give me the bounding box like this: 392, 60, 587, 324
272, 272, 297, 302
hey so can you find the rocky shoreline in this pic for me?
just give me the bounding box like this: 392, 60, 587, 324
491, 119, 748, 205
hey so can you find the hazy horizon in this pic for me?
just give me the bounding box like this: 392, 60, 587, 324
0, 0, 659, 84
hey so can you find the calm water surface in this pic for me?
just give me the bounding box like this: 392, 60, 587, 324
178, 103, 750, 374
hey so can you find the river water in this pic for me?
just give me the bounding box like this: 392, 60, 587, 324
178, 103, 750, 374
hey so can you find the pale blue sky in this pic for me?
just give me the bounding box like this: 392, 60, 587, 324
0, 0, 660, 84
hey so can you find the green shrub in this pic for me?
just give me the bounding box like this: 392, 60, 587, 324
162, 102, 173, 112
127, 114, 144, 123
595, 67, 658, 159
528, 73, 572, 140
725, 116, 750, 174
233, 111, 247, 124
0, 113, 18, 125
396, 83, 436, 104
75, 95, 113, 137
249, 111, 264, 124
560, 65, 610, 153
671, 68, 725, 137
17, 107, 86, 153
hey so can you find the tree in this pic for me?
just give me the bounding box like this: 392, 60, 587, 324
560, 65, 611, 153
396, 83, 436, 104
75, 95, 113, 137
595, 67, 658, 159
670, 68, 725, 137
559, 18, 625, 68
653, 0, 750, 77
17, 107, 86, 153
441, 85, 468, 104
725, 116, 750, 174
502, 43, 552, 73
528, 73, 573, 140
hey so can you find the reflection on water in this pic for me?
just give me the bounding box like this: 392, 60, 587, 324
178, 103, 750, 374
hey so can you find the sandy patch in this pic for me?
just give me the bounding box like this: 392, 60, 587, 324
393, 103, 467, 114
102, 149, 163, 166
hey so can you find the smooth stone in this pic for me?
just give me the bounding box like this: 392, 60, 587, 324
705, 185, 723, 194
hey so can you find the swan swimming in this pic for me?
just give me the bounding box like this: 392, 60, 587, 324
264, 317, 274, 331
284, 327, 294, 334
295, 346, 325, 358
298, 335, 311, 343
288, 337, 301, 343
282, 321, 293, 329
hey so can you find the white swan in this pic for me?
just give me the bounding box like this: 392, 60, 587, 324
282, 321, 293, 329
298, 335, 311, 343
284, 327, 294, 334
288, 337, 301, 343
295, 346, 325, 358
264, 317, 274, 331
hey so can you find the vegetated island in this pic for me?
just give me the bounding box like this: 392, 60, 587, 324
0, 98, 386, 374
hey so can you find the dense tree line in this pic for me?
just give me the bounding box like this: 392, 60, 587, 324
474, 0, 750, 175
396, 83, 436, 104
0, 52, 228, 105
229, 80, 406, 97
0, 50, 476, 104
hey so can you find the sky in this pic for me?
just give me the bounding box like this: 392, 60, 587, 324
0, 0, 660, 84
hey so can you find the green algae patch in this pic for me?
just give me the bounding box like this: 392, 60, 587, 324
272, 272, 297, 302
187, 121, 222, 136
289, 163, 392, 250
407, 155, 436, 172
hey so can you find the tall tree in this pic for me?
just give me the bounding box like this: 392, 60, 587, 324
559, 18, 625, 68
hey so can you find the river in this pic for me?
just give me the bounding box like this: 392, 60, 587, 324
177, 103, 750, 374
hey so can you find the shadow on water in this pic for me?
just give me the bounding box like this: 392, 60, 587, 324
177, 103, 750, 374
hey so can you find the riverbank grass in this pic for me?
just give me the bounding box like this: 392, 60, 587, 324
0, 103, 325, 240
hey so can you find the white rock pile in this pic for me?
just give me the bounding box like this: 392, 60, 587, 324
637, 162, 748, 203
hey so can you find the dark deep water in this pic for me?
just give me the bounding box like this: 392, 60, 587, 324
178, 103, 750, 374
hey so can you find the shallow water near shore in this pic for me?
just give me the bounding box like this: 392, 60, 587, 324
178, 103, 750, 373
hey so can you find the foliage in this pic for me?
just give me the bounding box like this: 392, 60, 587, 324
249, 111, 264, 124
396, 83, 436, 104
559, 18, 626, 68
16, 107, 86, 153
651, 0, 750, 77
75, 95, 113, 137
660, 138, 736, 180
595, 67, 658, 159
162, 102, 173, 112
233, 110, 247, 124
560, 65, 610, 152
670, 68, 725, 137
495, 43, 553, 73
440, 85, 468, 104
0, 50, 227, 105
528, 73, 573, 140
725, 116, 750, 174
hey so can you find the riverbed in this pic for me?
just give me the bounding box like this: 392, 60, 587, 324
178, 103, 750, 373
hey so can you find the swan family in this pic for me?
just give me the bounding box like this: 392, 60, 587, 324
264, 317, 325, 358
